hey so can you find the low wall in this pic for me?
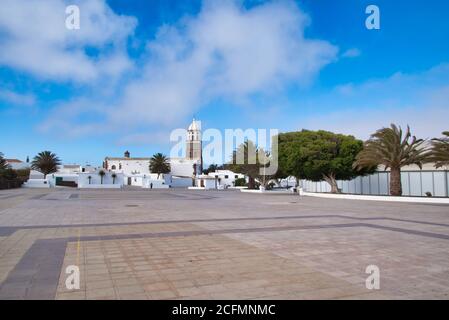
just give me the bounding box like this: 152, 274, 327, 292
171, 177, 193, 188
23, 179, 51, 188
303, 192, 449, 204
142, 178, 169, 189
240, 189, 294, 195
78, 172, 124, 188
79, 184, 122, 189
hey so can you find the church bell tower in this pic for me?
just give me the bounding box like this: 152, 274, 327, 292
186, 118, 202, 172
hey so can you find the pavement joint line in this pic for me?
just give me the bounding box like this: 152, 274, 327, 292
76, 229, 81, 267
0, 194, 24, 200
1, 214, 449, 237
1, 221, 449, 299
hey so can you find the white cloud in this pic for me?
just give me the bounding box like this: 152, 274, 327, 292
37, 98, 111, 137
0, 89, 36, 106
109, 0, 338, 127
25, 0, 449, 145
342, 48, 361, 58
116, 131, 175, 146
0, 0, 136, 82
295, 64, 449, 140
39, 0, 338, 141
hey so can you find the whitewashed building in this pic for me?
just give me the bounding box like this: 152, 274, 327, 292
207, 170, 245, 188
104, 152, 152, 186
5, 159, 30, 170
77, 171, 124, 189
22, 119, 248, 190
191, 170, 246, 189
104, 119, 203, 188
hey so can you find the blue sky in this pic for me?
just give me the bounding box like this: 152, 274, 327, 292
1, 0, 448, 165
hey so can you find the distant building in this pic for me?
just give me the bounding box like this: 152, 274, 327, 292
104, 119, 203, 187
207, 170, 245, 188
5, 159, 30, 170
104, 152, 151, 175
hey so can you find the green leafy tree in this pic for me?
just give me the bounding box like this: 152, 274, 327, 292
277, 132, 309, 185
430, 131, 449, 168
203, 164, 220, 174
98, 170, 106, 184
15, 169, 30, 182
0, 168, 17, 180
277, 130, 371, 193
234, 177, 246, 187
31, 151, 61, 178
149, 153, 171, 179
0, 152, 10, 171
354, 124, 430, 196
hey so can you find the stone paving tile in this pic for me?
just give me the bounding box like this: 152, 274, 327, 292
1, 188, 449, 299
54, 234, 383, 300
227, 226, 449, 299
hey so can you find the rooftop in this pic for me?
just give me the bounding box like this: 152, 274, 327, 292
105, 157, 152, 161
5, 159, 23, 163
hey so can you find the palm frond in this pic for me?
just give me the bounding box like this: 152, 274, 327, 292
430, 131, 449, 168
31, 151, 61, 177
353, 124, 431, 171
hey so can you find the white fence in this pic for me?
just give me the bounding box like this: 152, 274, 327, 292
301, 170, 449, 197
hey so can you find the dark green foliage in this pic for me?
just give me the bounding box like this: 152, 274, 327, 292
203, 164, 222, 174
234, 177, 246, 187
15, 168, 30, 179
0, 168, 17, 180
98, 169, 106, 184
0, 162, 23, 190
277, 130, 371, 180
430, 131, 449, 168
31, 151, 61, 178
149, 153, 171, 178
353, 124, 431, 196
0, 152, 9, 170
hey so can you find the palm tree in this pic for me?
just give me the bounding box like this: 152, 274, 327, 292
31, 151, 61, 179
98, 170, 106, 184
353, 124, 430, 196
111, 173, 117, 184
149, 153, 171, 179
0, 152, 10, 171
430, 131, 449, 168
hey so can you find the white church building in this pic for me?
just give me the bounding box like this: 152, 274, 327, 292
103, 119, 203, 188
24, 119, 245, 189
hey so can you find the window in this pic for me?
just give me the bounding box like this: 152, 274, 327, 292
224, 175, 229, 179
111, 165, 116, 170
235, 175, 238, 179
119, 164, 122, 169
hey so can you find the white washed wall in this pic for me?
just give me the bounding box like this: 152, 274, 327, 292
78, 172, 125, 188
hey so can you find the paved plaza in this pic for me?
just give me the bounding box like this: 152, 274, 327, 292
0, 188, 448, 300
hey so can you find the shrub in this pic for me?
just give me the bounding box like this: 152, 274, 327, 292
0, 169, 24, 189
234, 177, 246, 187
0, 168, 17, 180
